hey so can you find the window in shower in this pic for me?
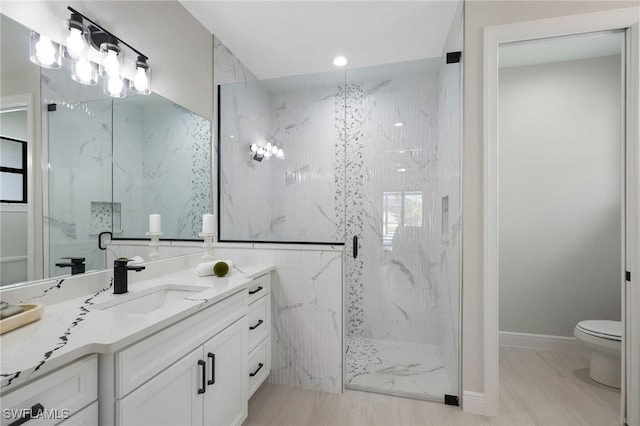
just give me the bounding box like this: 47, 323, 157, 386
382, 190, 423, 250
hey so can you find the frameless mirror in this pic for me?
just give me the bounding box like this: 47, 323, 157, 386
0, 13, 212, 286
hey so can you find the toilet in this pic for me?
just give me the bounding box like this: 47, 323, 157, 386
574, 320, 622, 389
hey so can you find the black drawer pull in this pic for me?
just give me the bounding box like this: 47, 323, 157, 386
197, 360, 206, 394
249, 362, 264, 377
8, 403, 44, 426
249, 286, 263, 295
249, 319, 264, 330
207, 352, 215, 385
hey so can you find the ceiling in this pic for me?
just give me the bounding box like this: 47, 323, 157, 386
179, 1, 460, 80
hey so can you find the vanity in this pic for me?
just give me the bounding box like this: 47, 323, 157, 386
0, 254, 273, 426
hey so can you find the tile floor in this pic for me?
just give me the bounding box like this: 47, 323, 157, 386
345, 337, 454, 400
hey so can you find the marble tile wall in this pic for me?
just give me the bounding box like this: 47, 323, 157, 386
218, 74, 342, 242
114, 99, 211, 239
212, 246, 343, 393
43, 69, 113, 276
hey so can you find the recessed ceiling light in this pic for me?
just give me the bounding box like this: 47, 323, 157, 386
397, 168, 407, 173
333, 56, 348, 67
394, 122, 404, 127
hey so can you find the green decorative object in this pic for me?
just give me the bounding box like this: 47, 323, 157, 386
213, 261, 229, 277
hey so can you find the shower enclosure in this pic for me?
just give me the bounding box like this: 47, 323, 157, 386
218, 48, 461, 400
342, 57, 461, 401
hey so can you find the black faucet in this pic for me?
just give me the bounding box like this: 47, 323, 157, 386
113, 258, 146, 294
55, 257, 85, 275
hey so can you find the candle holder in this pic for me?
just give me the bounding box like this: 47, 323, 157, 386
145, 232, 163, 259
198, 232, 216, 261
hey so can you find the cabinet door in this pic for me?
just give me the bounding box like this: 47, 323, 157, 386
117, 347, 204, 426
202, 319, 248, 426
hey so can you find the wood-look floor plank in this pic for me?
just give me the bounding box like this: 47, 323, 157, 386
244, 347, 620, 426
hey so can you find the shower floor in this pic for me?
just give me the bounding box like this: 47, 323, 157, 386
345, 337, 454, 400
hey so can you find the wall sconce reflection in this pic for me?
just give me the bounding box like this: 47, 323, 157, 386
250, 142, 284, 162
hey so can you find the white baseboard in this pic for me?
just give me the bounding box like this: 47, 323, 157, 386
499, 331, 589, 354
462, 391, 485, 415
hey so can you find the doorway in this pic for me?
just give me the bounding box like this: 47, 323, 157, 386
483, 7, 640, 423
497, 30, 624, 424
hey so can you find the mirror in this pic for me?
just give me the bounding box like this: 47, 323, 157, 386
0, 13, 212, 286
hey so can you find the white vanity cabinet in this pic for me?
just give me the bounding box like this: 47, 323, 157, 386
246, 273, 271, 397
1, 355, 98, 426
104, 289, 249, 426
117, 319, 246, 426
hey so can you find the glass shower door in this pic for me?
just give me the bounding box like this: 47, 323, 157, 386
343, 55, 461, 402
46, 98, 112, 277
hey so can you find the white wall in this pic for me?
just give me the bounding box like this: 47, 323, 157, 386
462, 0, 636, 395
498, 55, 622, 337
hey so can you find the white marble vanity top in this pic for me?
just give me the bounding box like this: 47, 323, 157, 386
0, 260, 274, 392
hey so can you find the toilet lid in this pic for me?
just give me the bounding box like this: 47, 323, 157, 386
577, 320, 622, 341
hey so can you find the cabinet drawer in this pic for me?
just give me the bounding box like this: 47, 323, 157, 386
247, 338, 270, 398
1, 355, 97, 426
247, 274, 270, 305
117, 290, 246, 398
247, 296, 269, 352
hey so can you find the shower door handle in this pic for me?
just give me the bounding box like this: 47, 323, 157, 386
353, 236, 358, 258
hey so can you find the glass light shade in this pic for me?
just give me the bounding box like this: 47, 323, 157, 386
271, 145, 278, 155
99, 42, 123, 76
265, 142, 272, 152
29, 32, 61, 69
103, 74, 127, 98
250, 143, 258, 153
129, 60, 152, 95
257, 147, 265, 155
264, 149, 272, 159
63, 19, 89, 61
277, 148, 284, 158
71, 57, 98, 85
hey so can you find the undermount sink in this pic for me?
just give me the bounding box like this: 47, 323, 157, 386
91, 285, 209, 314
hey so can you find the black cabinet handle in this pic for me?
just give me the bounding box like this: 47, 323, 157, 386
197, 360, 206, 394
353, 236, 358, 258
249, 286, 263, 295
207, 352, 215, 385
249, 319, 264, 330
249, 363, 264, 377
8, 403, 44, 426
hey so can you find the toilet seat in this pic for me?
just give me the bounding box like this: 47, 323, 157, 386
576, 320, 622, 342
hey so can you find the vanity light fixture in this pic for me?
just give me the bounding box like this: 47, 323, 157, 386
394, 122, 404, 127
130, 56, 152, 95
71, 56, 98, 85
28, 6, 152, 98
29, 32, 61, 69
250, 142, 284, 162
63, 12, 89, 61
99, 40, 123, 77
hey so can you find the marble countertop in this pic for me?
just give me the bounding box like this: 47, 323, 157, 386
0, 263, 274, 393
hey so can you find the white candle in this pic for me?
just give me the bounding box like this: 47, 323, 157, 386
149, 213, 161, 233
202, 214, 215, 234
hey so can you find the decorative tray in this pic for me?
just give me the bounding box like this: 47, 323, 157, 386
0, 304, 44, 335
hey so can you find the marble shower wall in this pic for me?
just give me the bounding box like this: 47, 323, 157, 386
44, 70, 113, 276
218, 73, 343, 242
212, 246, 343, 393
113, 98, 211, 239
